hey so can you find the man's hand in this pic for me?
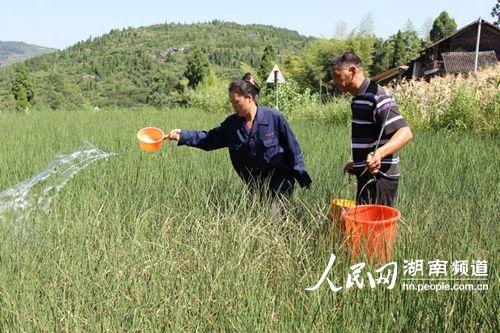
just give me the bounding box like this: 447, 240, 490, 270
343, 161, 355, 175
363, 126, 413, 176
366, 151, 382, 175
166, 129, 182, 141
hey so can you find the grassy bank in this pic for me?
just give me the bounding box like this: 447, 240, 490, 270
0, 107, 497, 332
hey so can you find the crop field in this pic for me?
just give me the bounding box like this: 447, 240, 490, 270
0, 107, 497, 332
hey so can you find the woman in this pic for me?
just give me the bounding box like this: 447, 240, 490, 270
242, 72, 256, 86
167, 74, 312, 198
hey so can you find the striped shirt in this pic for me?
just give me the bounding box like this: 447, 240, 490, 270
351, 78, 408, 180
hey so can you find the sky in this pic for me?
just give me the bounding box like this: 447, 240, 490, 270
1, 0, 496, 49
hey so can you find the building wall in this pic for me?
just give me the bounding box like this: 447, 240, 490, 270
449, 24, 500, 58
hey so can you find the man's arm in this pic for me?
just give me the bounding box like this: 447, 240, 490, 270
367, 126, 413, 174
366, 93, 413, 175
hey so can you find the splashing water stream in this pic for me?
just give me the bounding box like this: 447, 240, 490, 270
0, 142, 118, 220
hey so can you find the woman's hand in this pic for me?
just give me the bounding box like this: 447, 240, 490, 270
166, 129, 182, 141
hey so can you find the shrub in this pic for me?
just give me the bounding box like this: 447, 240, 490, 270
182, 74, 232, 114
389, 65, 500, 135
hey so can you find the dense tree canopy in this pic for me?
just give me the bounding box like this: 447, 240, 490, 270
0, 12, 459, 110
0, 21, 310, 110
430, 11, 457, 42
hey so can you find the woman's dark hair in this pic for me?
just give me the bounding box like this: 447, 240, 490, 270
242, 72, 254, 82
228, 73, 261, 99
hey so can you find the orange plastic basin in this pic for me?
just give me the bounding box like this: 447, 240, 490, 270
342, 205, 400, 263
137, 127, 166, 152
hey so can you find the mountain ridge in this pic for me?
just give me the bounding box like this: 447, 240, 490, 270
0, 41, 57, 67
0, 21, 313, 110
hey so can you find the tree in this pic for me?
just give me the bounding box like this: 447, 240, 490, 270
420, 17, 434, 45
492, 0, 500, 27
184, 47, 211, 89
10, 62, 34, 110
371, 38, 394, 76
357, 13, 375, 37
392, 30, 406, 67
430, 11, 457, 42
284, 38, 346, 94
257, 44, 276, 83
402, 20, 424, 63
146, 71, 178, 107
370, 22, 423, 76
403, 19, 416, 33
333, 21, 348, 40
15, 88, 30, 112
345, 13, 377, 75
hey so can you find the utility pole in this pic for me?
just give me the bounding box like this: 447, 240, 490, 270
274, 70, 278, 110
474, 17, 482, 73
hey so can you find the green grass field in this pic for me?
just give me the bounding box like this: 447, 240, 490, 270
0, 107, 498, 332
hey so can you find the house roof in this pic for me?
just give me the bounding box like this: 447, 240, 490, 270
442, 50, 498, 73
410, 18, 500, 62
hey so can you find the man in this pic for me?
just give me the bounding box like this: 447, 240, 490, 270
330, 52, 413, 207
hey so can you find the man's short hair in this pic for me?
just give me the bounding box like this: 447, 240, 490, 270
330, 52, 363, 70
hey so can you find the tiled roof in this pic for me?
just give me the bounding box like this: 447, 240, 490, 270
442, 50, 498, 73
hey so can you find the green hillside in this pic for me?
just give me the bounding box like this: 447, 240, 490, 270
0, 41, 56, 67
0, 21, 312, 110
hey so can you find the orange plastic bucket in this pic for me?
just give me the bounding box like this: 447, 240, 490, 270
327, 199, 356, 240
342, 205, 400, 263
137, 127, 167, 152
